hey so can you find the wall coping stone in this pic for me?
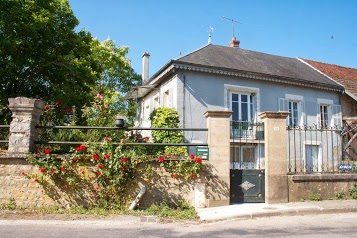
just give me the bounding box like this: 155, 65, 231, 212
204, 110, 232, 118
259, 111, 290, 119
291, 174, 357, 181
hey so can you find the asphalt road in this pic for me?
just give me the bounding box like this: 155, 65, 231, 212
1, 213, 357, 238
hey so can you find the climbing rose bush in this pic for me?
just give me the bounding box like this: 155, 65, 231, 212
24, 138, 204, 209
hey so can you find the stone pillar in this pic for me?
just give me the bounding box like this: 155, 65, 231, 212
259, 112, 290, 204
204, 110, 232, 207
7, 97, 44, 156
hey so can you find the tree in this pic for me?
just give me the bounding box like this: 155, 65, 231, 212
0, 0, 99, 123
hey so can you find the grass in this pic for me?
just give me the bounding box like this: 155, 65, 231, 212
0, 199, 199, 220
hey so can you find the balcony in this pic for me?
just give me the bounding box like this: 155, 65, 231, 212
230, 121, 264, 140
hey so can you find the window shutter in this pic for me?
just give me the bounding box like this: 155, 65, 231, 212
169, 88, 173, 108
279, 98, 288, 111
317, 104, 321, 128
332, 104, 342, 128
301, 101, 306, 126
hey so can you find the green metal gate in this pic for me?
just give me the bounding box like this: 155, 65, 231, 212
230, 169, 265, 203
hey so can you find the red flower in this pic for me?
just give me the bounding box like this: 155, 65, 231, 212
92, 154, 100, 161
72, 157, 77, 162
75, 145, 86, 151
65, 108, 72, 113
122, 157, 129, 163
44, 148, 51, 154
190, 154, 195, 159
95, 186, 100, 191
60, 167, 65, 172
56, 100, 62, 106
158, 157, 165, 162
190, 173, 195, 178
135, 159, 140, 163
195, 158, 202, 164
103, 137, 111, 141
44, 105, 50, 110
97, 171, 102, 176
123, 166, 127, 171
34, 178, 39, 183
172, 174, 178, 179
97, 163, 105, 169
39, 168, 46, 173
104, 154, 110, 159
51, 169, 55, 175
63, 184, 68, 189
21, 171, 25, 176
81, 170, 85, 175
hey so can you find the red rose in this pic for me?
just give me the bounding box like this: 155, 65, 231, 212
81, 170, 85, 175
21, 171, 25, 176
95, 186, 100, 191
92, 154, 100, 160
158, 157, 165, 162
190, 173, 195, 178
63, 184, 68, 189
172, 174, 178, 179
79, 145, 86, 150
39, 168, 46, 173
56, 100, 62, 106
97, 163, 105, 169
123, 166, 127, 171
44, 149, 51, 154
51, 169, 55, 175
104, 154, 110, 159
65, 108, 72, 113
195, 158, 202, 164
190, 154, 195, 159
60, 167, 65, 172
97, 171, 102, 176
122, 157, 129, 163
44, 105, 50, 110
34, 178, 39, 183
72, 157, 77, 162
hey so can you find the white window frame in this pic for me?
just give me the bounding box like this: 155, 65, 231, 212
279, 94, 305, 127
224, 85, 260, 122
303, 140, 322, 173
317, 99, 332, 128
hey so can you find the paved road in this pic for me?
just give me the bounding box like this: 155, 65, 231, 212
1, 213, 357, 238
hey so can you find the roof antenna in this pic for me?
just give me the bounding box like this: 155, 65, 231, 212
208, 26, 214, 44
222, 16, 241, 37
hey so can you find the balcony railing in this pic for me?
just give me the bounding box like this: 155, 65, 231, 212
230, 121, 264, 140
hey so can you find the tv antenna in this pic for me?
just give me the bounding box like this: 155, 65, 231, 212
222, 16, 241, 37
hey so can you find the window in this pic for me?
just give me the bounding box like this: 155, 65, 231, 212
319, 104, 329, 128
279, 95, 305, 127
231, 93, 254, 122
162, 89, 172, 108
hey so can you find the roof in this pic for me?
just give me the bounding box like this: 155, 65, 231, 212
302, 59, 357, 98
174, 44, 342, 89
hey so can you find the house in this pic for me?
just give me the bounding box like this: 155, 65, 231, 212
125, 37, 344, 171
301, 59, 357, 161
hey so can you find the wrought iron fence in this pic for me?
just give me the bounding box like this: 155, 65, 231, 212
287, 125, 357, 174
230, 121, 265, 170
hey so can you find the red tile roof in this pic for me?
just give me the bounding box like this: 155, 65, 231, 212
302, 59, 357, 97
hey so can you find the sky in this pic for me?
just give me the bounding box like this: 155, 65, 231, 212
68, 0, 357, 76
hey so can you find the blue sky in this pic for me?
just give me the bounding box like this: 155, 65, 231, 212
69, 0, 357, 76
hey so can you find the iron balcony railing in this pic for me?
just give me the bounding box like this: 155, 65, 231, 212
230, 121, 264, 140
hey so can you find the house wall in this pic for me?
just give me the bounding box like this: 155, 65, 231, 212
341, 93, 357, 118
176, 70, 341, 142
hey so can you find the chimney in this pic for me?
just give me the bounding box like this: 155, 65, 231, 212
228, 36, 240, 48
142, 52, 150, 83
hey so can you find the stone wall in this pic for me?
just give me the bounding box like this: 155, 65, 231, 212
0, 156, 200, 209
288, 174, 357, 201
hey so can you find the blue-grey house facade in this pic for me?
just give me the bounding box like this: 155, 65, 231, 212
126, 42, 344, 171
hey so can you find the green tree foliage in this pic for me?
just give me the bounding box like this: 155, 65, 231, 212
0, 0, 140, 130
0, 0, 100, 123
150, 107, 187, 156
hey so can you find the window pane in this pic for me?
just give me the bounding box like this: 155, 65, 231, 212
241, 94, 247, 102
232, 93, 238, 102
241, 102, 248, 121
232, 102, 239, 121
242, 147, 254, 163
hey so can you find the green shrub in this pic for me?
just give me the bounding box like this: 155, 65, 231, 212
349, 184, 357, 199
335, 191, 345, 200
309, 193, 321, 201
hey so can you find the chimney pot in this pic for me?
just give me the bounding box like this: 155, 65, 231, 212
229, 36, 240, 48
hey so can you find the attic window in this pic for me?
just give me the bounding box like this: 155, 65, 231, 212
162, 89, 172, 108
